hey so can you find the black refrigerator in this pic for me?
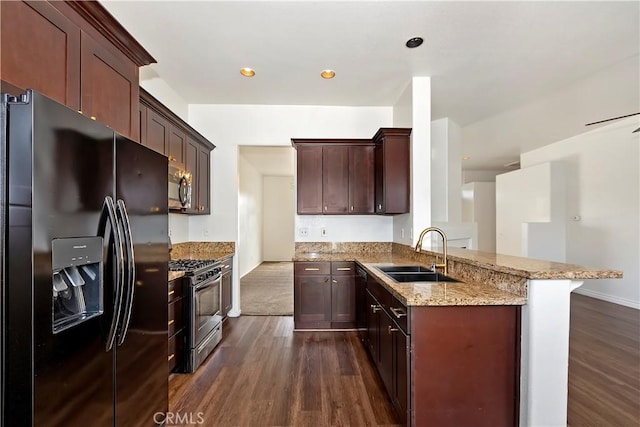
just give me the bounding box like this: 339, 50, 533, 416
0, 90, 169, 426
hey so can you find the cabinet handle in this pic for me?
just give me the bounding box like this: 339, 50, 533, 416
378, 204, 383, 210
371, 304, 381, 313
325, 278, 330, 283
168, 319, 175, 326
304, 268, 320, 271
332, 279, 338, 283
168, 354, 175, 361
390, 307, 407, 318
336, 267, 351, 271
198, 206, 205, 211
168, 290, 175, 296
388, 326, 399, 334
324, 206, 328, 211
350, 206, 354, 211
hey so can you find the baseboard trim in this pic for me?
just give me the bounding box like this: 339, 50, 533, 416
573, 288, 640, 310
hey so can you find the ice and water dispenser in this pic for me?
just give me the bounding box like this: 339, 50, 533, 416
52, 237, 104, 333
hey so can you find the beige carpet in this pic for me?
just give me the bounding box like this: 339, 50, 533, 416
240, 262, 293, 315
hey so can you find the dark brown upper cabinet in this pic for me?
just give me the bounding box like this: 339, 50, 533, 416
295, 146, 324, 214
293, 139, 374, 215
139, 89, 215, 215
349, 145, 375, 214
1, 0, 155, 140
373, 128, 411, 215
293, 128, 410, 216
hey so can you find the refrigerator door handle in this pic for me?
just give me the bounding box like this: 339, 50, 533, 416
115, 199, 135, 346
97, 196, 125, 352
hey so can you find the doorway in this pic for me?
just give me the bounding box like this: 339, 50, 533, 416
238, 146, 295, 315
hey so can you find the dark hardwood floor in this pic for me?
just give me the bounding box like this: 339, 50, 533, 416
169, 294, 640, 426
568, 294, 640, 427
169, 316, 401, 426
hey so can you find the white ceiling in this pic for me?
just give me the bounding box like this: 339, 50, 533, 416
102, 1, 639, 168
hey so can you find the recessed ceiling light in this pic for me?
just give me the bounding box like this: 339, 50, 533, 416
321, 70, 336, 79
240, 68, 255, 77
405, 37, 424, 48
462, 156, 470, 160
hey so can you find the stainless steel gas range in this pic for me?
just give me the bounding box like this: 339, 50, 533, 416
168, 259, 222, 373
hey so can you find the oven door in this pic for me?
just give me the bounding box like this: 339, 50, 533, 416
190, 275, 222, 347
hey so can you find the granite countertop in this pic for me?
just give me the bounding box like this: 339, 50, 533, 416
293, 246, 621, 307
293, 249, 622, 280
294, 251, 526, 306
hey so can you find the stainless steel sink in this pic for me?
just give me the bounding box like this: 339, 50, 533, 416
382, 269, 460, 283
378, 265, 433, 273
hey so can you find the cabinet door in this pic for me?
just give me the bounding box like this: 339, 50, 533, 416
294, 275, 331, 327
0, 1, 81, 110
144, 109, 170, 155
296, 146, 323, 214
322, 146, 349, 214
392, 327, 409, 425
374, 142, 385, 213
221, 271, 232, 318
331, 275, 356, 323
365, 290, 380, 362
349, 145, 375, 214
196, 145, 211, 214
378, 310, 394, 395
80, 32, 139, 140
168, 125, 186, 164
375, 135, 410, 214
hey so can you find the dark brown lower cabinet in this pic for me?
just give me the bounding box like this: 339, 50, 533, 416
364, 274, 520, 426
168, 277, 185, 374
220, 258, 233, 319
294, 261, 358, 329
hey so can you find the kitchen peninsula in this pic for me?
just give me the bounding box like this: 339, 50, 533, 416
293, 241, 622, 427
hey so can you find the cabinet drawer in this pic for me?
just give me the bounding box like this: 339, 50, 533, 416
367, 277, 391, 309
168, 331, 183, 374
294, 261, 330, 276
388, 296, 409, 334
331, 261, 355, 276
168, 299, 182, 337
168, 278, 183, 302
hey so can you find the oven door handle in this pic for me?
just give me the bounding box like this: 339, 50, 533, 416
194, 274, 221, 291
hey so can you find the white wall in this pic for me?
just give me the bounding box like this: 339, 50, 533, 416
392, 77, 432, 246
263, 176, 295, 260
521, 118, 639, 309
431, 118, 462, 223
462, 56, 640, 170
462, 169, 504, 184
496, 162, 566, 260
238, 153, 263, 277
188, 104, 394, 247
462, 181, 496, 252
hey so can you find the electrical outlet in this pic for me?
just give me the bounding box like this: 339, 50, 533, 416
321, 227, 328, 237
299, 227, 309, 237
169, 229, 172, 237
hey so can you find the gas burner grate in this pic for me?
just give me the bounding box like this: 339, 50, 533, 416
168, 259, 217, 273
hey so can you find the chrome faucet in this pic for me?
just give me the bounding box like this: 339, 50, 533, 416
415, 227, 448, 275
